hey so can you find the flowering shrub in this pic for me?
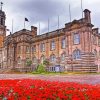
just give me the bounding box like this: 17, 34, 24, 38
0, 79, 99, 100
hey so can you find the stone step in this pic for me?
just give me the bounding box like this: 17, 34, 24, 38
67, 66, 98, 72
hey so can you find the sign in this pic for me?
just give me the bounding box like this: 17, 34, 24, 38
55, 66, 60, 72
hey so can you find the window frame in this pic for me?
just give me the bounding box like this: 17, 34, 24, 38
73, 49, 81, 60
50, 40, 56, 51
32, 45, 36, 53
40, 43, 45, 52
61, 37, 66, 49
50, 54, 56, 62
61, 53, 66, 61
73, 33, 80, 45
32, 56, 37, 63
26, 46, 30, 53
18, 46, 21, 54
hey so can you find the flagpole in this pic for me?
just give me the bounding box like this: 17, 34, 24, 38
69, 4, 72, 22
24, 19, 25, 29
81, 0, 83, 18
0, 2, 3, 11
39, 22, 40, 35
58, 15, 59, 30
12, 19, 13, 34
48, 18, 49, 33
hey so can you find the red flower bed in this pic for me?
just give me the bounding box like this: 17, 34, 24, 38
0, 79, 99, 100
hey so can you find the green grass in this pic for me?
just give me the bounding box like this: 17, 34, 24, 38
30, 71, 100, 76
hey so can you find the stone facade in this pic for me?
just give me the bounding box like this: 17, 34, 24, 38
0, 9, 100, 72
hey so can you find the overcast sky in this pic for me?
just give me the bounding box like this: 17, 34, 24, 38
1, 0, 100, 35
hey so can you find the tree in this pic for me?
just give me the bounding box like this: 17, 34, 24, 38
26, 59, 32, 66
43, 60, 50, 67
36, 64, 45, 73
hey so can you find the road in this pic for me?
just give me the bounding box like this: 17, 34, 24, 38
0, 74, 100, 85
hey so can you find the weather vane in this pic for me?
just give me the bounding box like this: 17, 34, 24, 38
0, 2, 3, 11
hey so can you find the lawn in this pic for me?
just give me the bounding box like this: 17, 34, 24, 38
31, 71, 100, 76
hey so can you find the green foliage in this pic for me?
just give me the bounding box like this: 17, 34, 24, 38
43, 60, 50, 66
36, 64, 46, 73
26, 59, 32, 66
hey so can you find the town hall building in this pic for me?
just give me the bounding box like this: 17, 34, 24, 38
0, 7, 100, 72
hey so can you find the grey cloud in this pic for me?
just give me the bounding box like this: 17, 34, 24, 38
2, 0, 100, 34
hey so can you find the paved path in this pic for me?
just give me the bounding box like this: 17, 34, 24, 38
0, 74, 100, 85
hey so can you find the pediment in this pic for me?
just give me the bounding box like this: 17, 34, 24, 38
71, 20, 80, 29
13, 29, 31, 37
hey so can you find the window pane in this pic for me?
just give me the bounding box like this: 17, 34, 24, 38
61, 53, 66, 61
33, 57, 37, 63
51, 41, 55, 50
26, 46, 30, 53
73, 50, 81, 59
32, 45, 36, 52
61, 38, 66, 49
74, 33, 80, 44
94, 49, 97, 56
50, 55, 56, 62
18, 46, 21, 54
41, 55, 45, 63
40, 43, 45, 52
18, 57, 21, 64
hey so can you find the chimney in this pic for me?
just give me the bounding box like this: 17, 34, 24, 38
84, 9, 91, 23
93, 28, 99, 34
31, 26, 37, 37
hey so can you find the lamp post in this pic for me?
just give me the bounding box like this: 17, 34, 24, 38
70, 55, 73, 72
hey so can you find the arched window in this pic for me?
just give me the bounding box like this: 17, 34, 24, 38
73, 33, 80, 44
32, 56, 37, 63
61, 53, 66, 61
26, 46, 30, 53
50, 40, 55, 50
32, 45, 36, 53
73, 49, 81, 59
40, 43, 45, 52
18, 57, 21, 64
50, 54, 56, 62
18, 46, 21, 54
94, 49, 97, 56
26, 58, 29, 62
41, 55, 45, 63
61, 38, 66, 49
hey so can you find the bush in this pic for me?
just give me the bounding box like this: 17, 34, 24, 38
36, 64, 46, 73
43, 60, 50, 67
26, 59, 32, 66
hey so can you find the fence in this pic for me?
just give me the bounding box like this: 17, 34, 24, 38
46, 65, 65, 72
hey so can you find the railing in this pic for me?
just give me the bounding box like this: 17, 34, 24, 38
15, 66, 37, 72
46, 66, 65, 72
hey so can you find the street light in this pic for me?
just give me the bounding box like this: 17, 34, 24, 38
70, 55, 73, 72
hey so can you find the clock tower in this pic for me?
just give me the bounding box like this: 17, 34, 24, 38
0, 2, 6, 48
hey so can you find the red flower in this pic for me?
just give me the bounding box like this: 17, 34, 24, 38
0, 79, 99, 100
